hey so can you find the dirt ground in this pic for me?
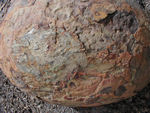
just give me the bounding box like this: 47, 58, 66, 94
0, 69, 150, 113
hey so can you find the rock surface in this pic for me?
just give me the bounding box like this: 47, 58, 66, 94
0, 0, 150, 107
0, 69, 150, 113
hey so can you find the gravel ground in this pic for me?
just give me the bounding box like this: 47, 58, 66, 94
0, 69, 150, 113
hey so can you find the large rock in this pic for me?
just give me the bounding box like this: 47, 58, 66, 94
0, 0, 150, 107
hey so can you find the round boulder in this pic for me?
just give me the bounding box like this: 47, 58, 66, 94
0, 0, 150, 107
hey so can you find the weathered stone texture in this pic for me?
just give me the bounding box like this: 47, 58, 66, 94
0, 0, 150, 107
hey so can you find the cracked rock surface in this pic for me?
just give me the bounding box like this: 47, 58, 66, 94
0, 69, 150, 113
0, 0, 150, 108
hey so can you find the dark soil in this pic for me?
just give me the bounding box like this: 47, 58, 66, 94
0, 69, 150, 113
0, 0, 11, 20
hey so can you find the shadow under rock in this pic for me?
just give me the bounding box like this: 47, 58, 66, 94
74, 83, 150, 113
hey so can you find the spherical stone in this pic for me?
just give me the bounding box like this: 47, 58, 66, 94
0, 0, 150, 107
